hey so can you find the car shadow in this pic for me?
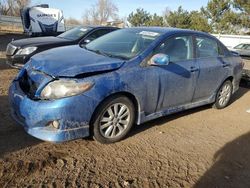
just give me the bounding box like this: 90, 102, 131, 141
129, 86, 249, 139
230, 82, 250, 104
194, 132, 250, 188
0, 95, 40, 158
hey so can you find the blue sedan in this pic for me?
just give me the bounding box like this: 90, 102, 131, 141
9, 27, 243, 143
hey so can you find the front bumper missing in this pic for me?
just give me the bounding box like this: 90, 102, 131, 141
9, 81, 91, 142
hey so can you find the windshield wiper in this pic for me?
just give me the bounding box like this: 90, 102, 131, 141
103, 53, 129, 60
83, 46, 103, 55
83, 47, 128, 60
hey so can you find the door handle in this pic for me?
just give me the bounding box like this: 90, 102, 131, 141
190, 67, 199, 72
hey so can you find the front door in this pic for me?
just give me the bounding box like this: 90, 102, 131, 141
143, 35, 198, 114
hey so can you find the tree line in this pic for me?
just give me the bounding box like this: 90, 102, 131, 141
0, 0, 30, 16
128, 0, 250, 34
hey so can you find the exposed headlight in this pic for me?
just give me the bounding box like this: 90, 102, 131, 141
16, 47, 37, 55
40, 80, 94, 99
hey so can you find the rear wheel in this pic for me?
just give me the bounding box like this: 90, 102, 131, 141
213, 80, 233, 109
92, 96, 135, 144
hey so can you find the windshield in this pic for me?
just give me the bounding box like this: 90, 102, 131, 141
234, 43, 246, 49
85, 29, 162, 59
57, 26, 91, 40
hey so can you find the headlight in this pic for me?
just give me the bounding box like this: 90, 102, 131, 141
40, 80, 94, 99
16, 47, 37, 55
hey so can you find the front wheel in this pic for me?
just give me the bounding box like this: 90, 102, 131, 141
92, 96, 135, 144
213, 80, 233, 109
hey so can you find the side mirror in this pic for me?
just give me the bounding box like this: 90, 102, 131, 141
149, 53, 170, 66
80, 39, 91, 48
83, 39, 91, 44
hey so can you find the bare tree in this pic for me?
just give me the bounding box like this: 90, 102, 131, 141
65, 17, 81, 25
0, 0, 11, 15
0, 0, 30, 16
16, 0, 30, 10
82, 12, 91, 25
162, 7, 171, 26
82, 0, 118, 25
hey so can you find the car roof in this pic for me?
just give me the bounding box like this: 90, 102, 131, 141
82, 25, 119, 29
237, 43, 250, 45
124, 27, 212, 37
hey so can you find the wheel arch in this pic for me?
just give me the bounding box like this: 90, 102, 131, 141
216, 76, 233, 93
225, 76, 233, 82
213, 76, 234, 109
223, 75, 234, 90
90, 91, 141, 129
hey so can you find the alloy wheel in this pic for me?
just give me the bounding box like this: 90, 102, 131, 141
99, 103, 131, 138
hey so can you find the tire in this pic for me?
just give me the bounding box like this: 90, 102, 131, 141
91, 95, 135, 144
213, 80, 233, 109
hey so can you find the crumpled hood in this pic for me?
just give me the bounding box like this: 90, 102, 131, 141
28, 45, 125, 77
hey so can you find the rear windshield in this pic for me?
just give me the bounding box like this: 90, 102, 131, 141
57, 26, 91, 41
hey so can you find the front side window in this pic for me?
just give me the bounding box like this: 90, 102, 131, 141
196, 37, 219, 58
85, 29, 163, 60
234, 43, 245, 49
153, 35, 193, 62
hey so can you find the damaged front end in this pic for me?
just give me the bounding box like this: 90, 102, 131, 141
8, 45, 127, 142
9, 67, 101, 142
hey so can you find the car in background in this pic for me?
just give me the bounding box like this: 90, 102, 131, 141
5, 26, 118, 69
9, 27, 243, 143
230, 43, 250, 81
232, 43, 250, 58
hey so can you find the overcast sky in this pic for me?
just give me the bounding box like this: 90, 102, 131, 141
31, 0, 209, 20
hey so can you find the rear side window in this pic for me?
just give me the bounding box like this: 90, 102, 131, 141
154, 35, 193, 62
196, 37, 219, 58
246, 44, 250, 50
218, 43, 225, 56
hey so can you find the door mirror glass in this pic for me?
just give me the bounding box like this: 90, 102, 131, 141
83, 39, 91, 44
80, 39, 92, 47
149, 54, 170, 66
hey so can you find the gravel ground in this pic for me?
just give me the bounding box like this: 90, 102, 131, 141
0, 34, 250, 188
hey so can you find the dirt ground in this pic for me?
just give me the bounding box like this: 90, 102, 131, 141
1, 34, 250, 188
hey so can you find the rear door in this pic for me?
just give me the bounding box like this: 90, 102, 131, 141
192, 36, 230, 102
241, 44, 250, 56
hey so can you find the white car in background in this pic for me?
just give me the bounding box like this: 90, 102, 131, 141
232, 43, 250, 58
